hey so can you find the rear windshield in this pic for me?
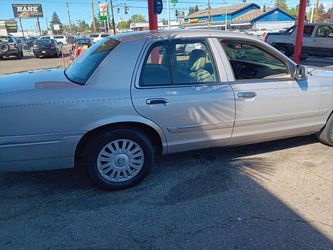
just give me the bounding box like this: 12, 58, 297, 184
40, 36, 50, 39
77, 38, 91, 43
54, 35, 64, 39
35, 39, 54, 45
0, 36, 13, 43
65, 38, 120, 85
90, 34, 98, 38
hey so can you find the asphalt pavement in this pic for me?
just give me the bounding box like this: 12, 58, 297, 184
0, 137, 332, 249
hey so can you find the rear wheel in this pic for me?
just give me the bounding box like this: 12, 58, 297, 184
317, 113, 333, 146
276, 46, 290, 57
16, 50, 22, 60
84, 128, 154, 190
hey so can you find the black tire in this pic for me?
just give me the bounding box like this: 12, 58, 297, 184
16, 50, 22, 60
84, 128, 154, 190
276, 46, 290, 57
0, 43, 9, 53
317, 113, 333, 146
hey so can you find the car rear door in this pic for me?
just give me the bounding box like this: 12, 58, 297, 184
131, 38, 235, 154
218, 39, 321, 145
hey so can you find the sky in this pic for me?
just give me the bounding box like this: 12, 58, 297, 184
0, 0, 332, 31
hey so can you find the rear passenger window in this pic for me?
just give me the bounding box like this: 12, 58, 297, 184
315, 25, 333, 38
140, 44, 171, 86
303, 26, 314, 37
173, 41, 217, 84
140, 40, 218, 87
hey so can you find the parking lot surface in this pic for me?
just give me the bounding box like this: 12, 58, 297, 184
0, 137, 332, 249
0, 54, 332, 249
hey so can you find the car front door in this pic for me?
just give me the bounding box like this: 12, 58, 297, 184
312, 25, 333, 57
219, 39, 321, 145
131, 38, 235, 154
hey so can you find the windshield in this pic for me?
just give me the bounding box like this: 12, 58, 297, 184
65, 38, 120, 85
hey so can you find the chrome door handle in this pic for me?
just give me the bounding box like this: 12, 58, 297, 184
146, 98, 168, 105
237, 92, 257, 99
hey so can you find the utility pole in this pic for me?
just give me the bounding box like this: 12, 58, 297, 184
45, 17, 48, 34
91, 0, 96, 33
208, 0, 211, 24
167, 0, 170, 29
313, 0, 319, 22
37, 17, 42, 35
109, 0, 116, 34
310, 0, 315, 22
66, 1, 73, 34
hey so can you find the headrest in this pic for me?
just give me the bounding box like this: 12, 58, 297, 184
188, 49, 206, 72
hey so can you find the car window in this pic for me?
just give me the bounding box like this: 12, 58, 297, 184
221, 41, 290, 80
315, 25, 333, 38
65, 38, 120, 85
303, 26, 314, 37
0, 36, 13, 43
90, 34, 98, 38
172, 40, 217, 84
101, 34, 110, 38
36, 39, 54, 45
140, 40, 218, 87
54, 35, 64, 39
140, 44, 171, 86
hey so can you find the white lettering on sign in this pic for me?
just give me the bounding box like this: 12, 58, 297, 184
17, 6, 39, 12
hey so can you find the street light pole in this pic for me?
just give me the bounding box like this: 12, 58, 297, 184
222, 0, 228, 31
109, 0, 116, 34
167, 0, 170, 29
91, 0, 96, 33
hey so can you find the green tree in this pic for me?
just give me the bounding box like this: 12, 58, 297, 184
128, 14, 146, 23
188, 6, 199, 15
90, 16, 101, 32
78, 20, 90, 32
275, 0, 288, 11
50, 12, 63, 34
287, 4, 299, 17
117, 20, 130, 29
63, 24, 78, 33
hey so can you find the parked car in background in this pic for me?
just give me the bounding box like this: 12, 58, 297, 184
27, 37, 38, 50
0, 35, 24, 59
1, 31, 333, 190
73, 37, 93, 48
90, 33, 110, 43
40, 35, 55, 40
265, 23, 333, 57
32, 38, 60, 58
71, 37, 93, 60
54, 35, 75, 46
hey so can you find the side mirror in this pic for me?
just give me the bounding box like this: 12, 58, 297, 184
294, 65, 308, 80
328, 33, 333, 38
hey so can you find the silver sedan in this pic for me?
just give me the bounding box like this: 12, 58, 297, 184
1, 30, 333, 189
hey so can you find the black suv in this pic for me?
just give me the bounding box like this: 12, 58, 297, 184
0, 35, 24, 60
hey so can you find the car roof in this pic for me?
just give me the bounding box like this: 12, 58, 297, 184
113, 29, 255, 42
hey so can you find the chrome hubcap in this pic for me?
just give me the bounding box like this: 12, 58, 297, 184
97, 139, 144, 182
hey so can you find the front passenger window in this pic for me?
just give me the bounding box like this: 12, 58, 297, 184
221, 41, 290, 80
